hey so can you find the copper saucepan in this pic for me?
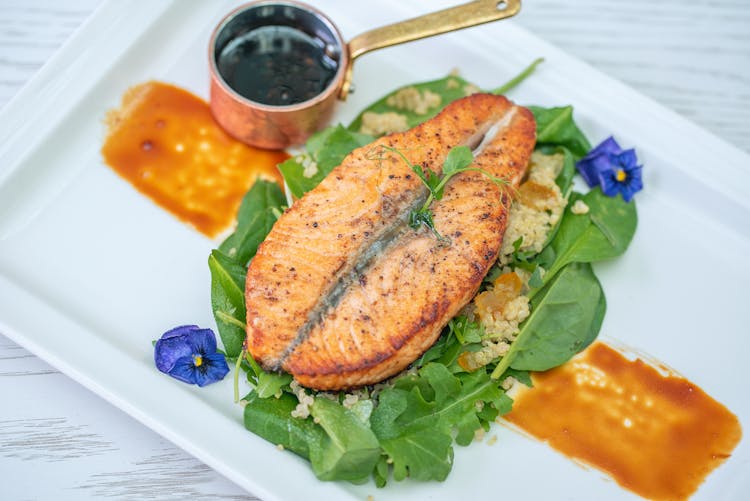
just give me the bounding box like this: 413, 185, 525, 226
209, 0, 521, 150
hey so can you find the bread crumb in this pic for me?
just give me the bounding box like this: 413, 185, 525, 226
359, 111, 409, 136
571, 199, 590, 215
446, 78, 460, 89
276, 444, 285, 451
487, 434, 498, 446
367, 495, 375, 501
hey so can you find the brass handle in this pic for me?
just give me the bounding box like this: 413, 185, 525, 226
339, 0, 521, 99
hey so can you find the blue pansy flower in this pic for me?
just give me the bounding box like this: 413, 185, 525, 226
154, 325, 229, 386
576, 136, 643, 202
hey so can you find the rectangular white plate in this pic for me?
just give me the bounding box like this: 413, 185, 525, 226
1, 1, 748, 500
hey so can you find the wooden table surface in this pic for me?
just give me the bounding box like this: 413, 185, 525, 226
1, 1, 748, 499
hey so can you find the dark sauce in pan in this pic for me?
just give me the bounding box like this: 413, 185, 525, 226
216, 26, 339, 106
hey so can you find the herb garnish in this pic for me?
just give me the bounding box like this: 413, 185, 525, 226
369, 144, 509, 241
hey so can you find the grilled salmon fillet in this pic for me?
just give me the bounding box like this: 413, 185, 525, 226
245, 94, 536, 390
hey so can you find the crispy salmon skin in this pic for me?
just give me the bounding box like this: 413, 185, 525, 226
245, 94, 536, 389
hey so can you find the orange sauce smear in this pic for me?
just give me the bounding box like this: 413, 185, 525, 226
101, 81, 288, 238
505, 342, 742, 501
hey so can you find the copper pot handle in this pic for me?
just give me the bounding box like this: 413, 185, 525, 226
339, 0, 521, 99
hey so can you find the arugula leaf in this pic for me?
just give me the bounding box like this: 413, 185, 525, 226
373, 456, 390, 488
278, 125, 374, 198
503, 368, 533, 387
414, 328, 462, 369
243, 392, 324, 459
544, 187, 637, 282
255, 372, 293, 399
528, 106, 591, 159
370, 388, 453, 482
208, 250, 247, 358
448, 316, 483, 345
308, 397, 381, 482
492, 262, 605, 377
420, 365, 506, 446
371, 363, 508, 483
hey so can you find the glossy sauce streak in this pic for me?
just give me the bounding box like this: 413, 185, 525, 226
102, 81, 288, 237
505, 342, 742, 501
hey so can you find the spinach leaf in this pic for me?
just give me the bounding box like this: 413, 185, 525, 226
554, 146, 578, 195
243, 392, 324, 459
308, 397, 381, 482
544, 187, 637, 282
278, 125, 373, 198
208, 250, 247, 358
492, 262, 604, 377
534, 144, 578, 195
219, 180, 285, 266
348, 75, 473, 134
528, 106, 591, 159
211, 179, 287, 356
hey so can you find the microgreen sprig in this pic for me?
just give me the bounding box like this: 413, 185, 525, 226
373, 145, 510, 241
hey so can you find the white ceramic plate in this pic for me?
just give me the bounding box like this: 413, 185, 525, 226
1, 1, 748, 499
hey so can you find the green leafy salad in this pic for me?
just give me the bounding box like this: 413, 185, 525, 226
207, 60, 638, 486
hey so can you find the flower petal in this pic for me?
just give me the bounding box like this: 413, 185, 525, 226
154, 328, 195, 373
160, 324, 200, 340
577, 152, 617, 188
186, 327, 218, 355
616, 149, 638, 170
622, 166, 644, 202
576, 156, 602, 187
167, 355, 199, 384
598, 169, 621, 198
588, 136, 622, 157
193, 352, 230, 387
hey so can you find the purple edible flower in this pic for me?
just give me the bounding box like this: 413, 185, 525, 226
576, 136, 643, 202
154, 325, 229, 387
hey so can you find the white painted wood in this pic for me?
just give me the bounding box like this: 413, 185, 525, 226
0, 0, 748, 499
